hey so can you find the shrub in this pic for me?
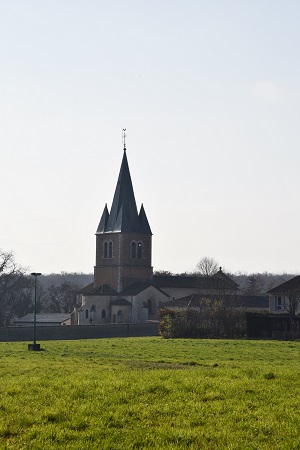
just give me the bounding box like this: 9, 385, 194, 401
159, 301, 246, 339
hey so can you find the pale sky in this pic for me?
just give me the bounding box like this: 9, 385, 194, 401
1, 1, 300, 275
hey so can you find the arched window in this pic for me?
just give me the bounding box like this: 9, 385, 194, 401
101, 309, 106, 319
103, 241, 113, 258
85, 309, 89, 319
104, 241, 108, 258
108, 241, 113, 258
131, 241, 137, 258
131, 241, 143, 258
137, 241, 143, 259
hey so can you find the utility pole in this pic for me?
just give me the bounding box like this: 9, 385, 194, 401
28, 272, 42, 351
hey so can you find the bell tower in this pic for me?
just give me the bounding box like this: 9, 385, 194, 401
94, 145, 153, 292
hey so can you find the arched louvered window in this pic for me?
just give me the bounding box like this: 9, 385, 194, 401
104, 241, 113, 258
108, 241, 113, 258
131, 241, 137, 258
137, 241, 143, 259
101, 309, 106, 319
104, 241, 108, 258
131, 241, 143, 258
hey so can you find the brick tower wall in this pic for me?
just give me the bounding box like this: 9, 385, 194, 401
94, 232, 153, 291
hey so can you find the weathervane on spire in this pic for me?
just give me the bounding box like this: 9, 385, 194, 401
122, 128, 127, 151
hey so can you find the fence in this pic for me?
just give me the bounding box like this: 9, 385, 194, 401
246, 313, 300, 338
0, 323, 159, 342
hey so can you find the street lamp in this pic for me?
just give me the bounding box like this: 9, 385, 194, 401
28, 272, 42, 351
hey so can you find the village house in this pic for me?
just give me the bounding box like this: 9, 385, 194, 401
267, 275, 300, 314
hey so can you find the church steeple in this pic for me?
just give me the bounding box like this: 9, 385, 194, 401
94, 146, 153, 291
96, 150, 152, 234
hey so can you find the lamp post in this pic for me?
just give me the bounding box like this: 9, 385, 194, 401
28, 272, 41, 351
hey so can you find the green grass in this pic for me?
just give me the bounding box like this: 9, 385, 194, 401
1, 337, 300, 449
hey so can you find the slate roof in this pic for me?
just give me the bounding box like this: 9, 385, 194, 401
267, 275, 300, 294
163, 294, 268, 309
163, 294, 204, 308
79, 283, 118, 296
212, 268, 239, 289
120, 282, 169, 297
79, 281, 168, 298
152, 272, 238, 291
14, 314, 71, 324
236, 295, 269, 308
96, 150, 152, 234
111, 298, 132, 306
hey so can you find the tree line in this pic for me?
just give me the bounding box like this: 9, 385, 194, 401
0, 250, 93, 326
157, 257, 300, 338
155, 256, 295, 295
0, 251, 298, 327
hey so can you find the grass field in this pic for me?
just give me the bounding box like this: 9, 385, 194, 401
1, 337, 300, 449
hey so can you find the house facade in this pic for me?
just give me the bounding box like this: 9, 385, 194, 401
267, 275, 300, 315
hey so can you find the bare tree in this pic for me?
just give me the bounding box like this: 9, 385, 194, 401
194, 257, 219, 277
285, 290, 300, 318
153, 270, 174, 276
0, 250, 31, 326
280, 289, 300, 336
42, 281, 79, 313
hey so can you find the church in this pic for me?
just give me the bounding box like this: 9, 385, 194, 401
73, 142, 238, 325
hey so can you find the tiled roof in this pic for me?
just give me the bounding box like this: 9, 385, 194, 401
267, 275, 300, 294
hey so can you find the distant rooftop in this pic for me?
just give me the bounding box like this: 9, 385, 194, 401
14, 313, 71, 324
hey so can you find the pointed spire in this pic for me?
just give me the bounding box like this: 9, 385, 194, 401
96, 204, 109, 233
96, 146, 152, 234
106, 149, 140, 232
139, 204, 152, 235
97, 150, 138, 233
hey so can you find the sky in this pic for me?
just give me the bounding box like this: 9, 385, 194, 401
1, 0, 300, 275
